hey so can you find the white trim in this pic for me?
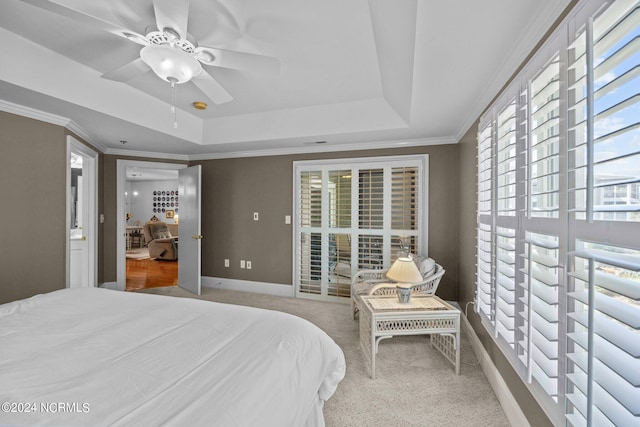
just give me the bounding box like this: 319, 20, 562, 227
0, 99, 107, 152
116, 160, 188, 291
106, 148, 191, 162
66, 135, 99, 288
460, 313, 531, 427
202, 277, 294, 298
187, 137, 456, 160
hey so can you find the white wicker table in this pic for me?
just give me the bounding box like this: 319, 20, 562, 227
359, 295, 461, 379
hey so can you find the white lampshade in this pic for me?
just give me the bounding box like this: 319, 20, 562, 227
386, 257, 423, 285
140, 45, 202, 84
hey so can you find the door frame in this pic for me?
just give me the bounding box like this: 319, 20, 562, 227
116, 160, 187, 291
66, 135, 98, 287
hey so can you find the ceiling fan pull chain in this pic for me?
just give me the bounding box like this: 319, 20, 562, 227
171, 81, 178, 129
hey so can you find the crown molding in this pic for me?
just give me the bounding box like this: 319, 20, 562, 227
0, 99, 107, 152
454, 0, 571, 142
188, 136, 457, 160
2, 98, 456, 161
65, 121, 107, 152
104, 147, 191, 162
107, 136, 456, 161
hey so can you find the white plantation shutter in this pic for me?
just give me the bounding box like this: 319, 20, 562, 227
476, 0, 639, 424
497, 99, 518, 217
564, 1, 640, 425
298, 171, 322, 295
295, 156, 427, 302
521, 233, 561, 400
495, 226, 516, 347
476, 222, 494, 322
477, 119, 495, 325
566, 243, 640, 427
529, 54, 561, 219
591, 1, 640, 222
390, 167, 419, 262
359, 169, 384, 229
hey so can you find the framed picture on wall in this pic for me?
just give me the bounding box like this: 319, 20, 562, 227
166, 210, 175, 219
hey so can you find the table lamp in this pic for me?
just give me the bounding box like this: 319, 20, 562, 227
386, 256, 423, 303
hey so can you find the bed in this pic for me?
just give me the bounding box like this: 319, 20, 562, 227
0, 288, 346, 426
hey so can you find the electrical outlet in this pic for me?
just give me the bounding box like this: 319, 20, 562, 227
253, 212, 259, 221
224, 259, 229, 268
240, 260, 246, 269
246, 261, 252, 270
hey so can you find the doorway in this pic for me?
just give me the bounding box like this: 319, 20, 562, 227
67, 136, 98, 287
116, 161, 186, 291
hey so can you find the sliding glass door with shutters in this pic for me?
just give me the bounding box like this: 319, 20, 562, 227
294, 155, 428, 302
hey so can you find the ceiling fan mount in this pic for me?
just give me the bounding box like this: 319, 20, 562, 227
145, 30, 196, 54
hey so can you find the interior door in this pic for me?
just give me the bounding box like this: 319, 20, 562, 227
178, 165, 202, 294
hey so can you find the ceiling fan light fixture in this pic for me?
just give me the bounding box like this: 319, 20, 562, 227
140, 44, 202, 84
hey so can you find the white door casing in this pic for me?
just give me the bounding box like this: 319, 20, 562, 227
67, 136, 98, 288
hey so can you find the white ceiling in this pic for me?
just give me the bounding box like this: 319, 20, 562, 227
0, 0, 569, 159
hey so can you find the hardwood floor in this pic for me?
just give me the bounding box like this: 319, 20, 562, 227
126, 258, 178, 291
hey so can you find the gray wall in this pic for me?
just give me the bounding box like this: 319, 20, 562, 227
0, 112, 104, 304
0, 111, 68, 304
192, 144, 460, 301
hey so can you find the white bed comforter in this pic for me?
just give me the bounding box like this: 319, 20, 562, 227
0, 288, 346, 426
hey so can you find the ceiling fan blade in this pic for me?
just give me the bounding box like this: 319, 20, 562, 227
153, 0, 190, 40
101, 58, 150, 82
19, 0, 149, 45
191, 72, 233, 105
195, 47, 281, 75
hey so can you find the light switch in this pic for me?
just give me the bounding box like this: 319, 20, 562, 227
285, 215, 291, 224
253, 212, 259, 221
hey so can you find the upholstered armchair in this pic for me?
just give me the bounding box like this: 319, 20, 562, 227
351, 256, 445, 319
143, 222, 178, 261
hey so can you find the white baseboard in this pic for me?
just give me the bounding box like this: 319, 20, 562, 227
202, 277, 294, 298
460, 314, 530, 427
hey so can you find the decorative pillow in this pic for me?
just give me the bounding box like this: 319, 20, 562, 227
412, 255, 436, 278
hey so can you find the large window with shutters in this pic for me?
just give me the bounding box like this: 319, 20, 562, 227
476, 0, 639, 425
295, 155, 428, 302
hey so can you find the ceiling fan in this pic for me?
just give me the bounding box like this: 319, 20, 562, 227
20, 0, 281, 105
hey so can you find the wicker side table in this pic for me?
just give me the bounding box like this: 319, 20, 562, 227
359, 295, 461, 379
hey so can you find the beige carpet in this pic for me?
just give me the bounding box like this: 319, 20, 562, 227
137, 286, 510, 427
